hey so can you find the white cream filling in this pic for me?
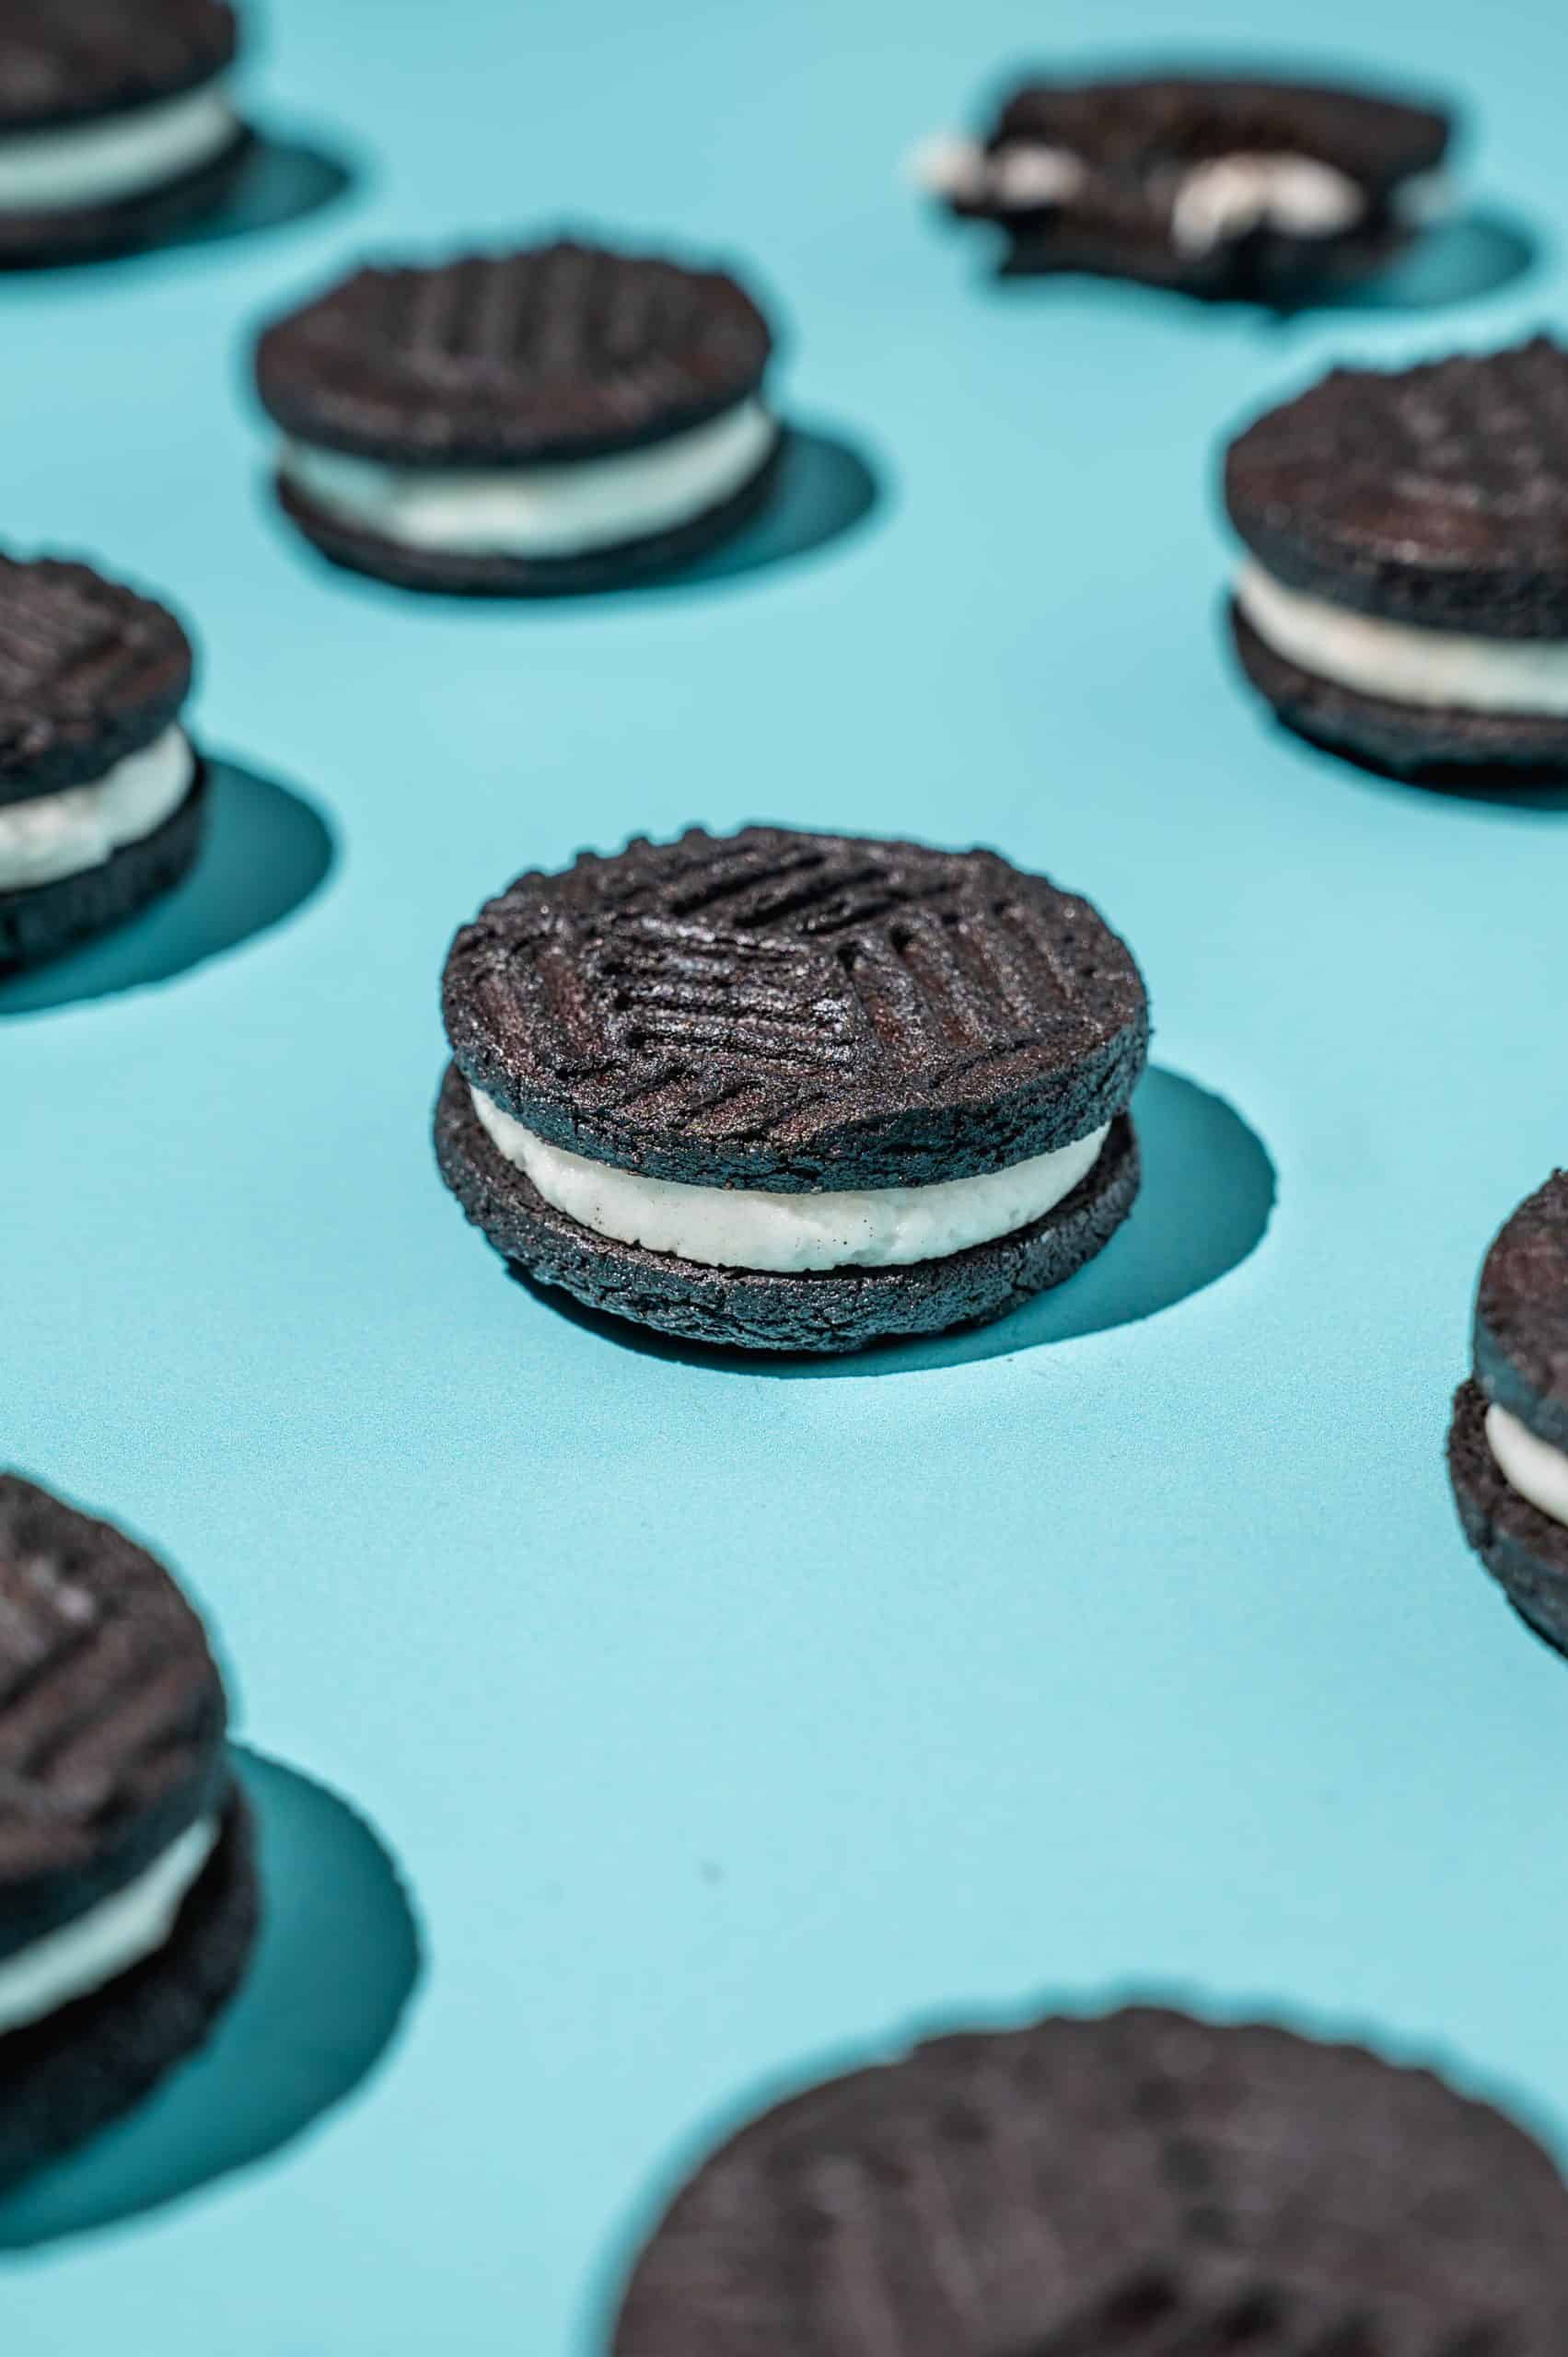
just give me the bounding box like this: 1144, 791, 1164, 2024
280, 399, 779, 560
0, 1816, 217, 2037
912, 134, 1402, 249
1170, 153, 1365, 254
0, 83, 238, 214
470, 1084, 1110, 1272
0, 726, 195, 891
1487, 1403, 1568, 1530
910, 133, 1086, 209
1236, 559, 1568, 717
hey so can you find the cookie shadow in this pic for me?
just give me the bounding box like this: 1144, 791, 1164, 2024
8, 128, 360, 274
0, 757, 335, 1017
270, 422, 883, 608
0, 1748, 421, 2253
1277, 206, 1541, 317
516, 1066, 1276, 1378
170, 128, 360, 251
648, 423, 882, 592
1264, 714, 1568, 813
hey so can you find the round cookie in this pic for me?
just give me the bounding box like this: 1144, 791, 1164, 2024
919, 71, 1451, 299
253, 239, 784, 594
436, 827, 1149, 1353
442, 829, 1147, 1189
0, 2, 251, 269
612, 2004, 1568, 2353
1225, 340, 1568, 775
0, 552, 206, 974
0, 554, 193, 801
1448, 1173, 1568, 1657
0, 1473, 258, 2184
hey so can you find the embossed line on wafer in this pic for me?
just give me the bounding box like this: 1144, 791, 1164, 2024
0, 570, 139, 705
292, 246, 764, 413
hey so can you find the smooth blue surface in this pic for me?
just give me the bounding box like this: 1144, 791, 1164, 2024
4, 0, 1568, 2348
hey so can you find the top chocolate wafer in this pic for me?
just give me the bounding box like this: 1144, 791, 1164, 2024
1227, 337, 1568, 634
988, 73, 1448, 196
0, 1473, 227, 1959
0, 553, 193, 803
441, 826, 1148, 1191
255, 239, 777, 466
1472, 1171, 1568, 1447
0, 0, 238, 133
614, 2005, 1568, 2353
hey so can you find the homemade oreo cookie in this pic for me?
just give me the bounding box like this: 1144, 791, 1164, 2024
1226, 338, 1568, 776
0, 553, 206, 973
0, 1473, 258, 2186
0, 2, 250, 267
436, 827, 1148, 1353
253, 238, 784, 594
613, 2003, 1568, 2353
917, 69, 1452, 298
1449, 1172, 1568, 1659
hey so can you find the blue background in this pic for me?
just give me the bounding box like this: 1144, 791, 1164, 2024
5, 0, 1568, 2347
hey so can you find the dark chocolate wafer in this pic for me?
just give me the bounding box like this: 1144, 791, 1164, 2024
613, 2005, 1568, 2353
1472, 1169, 1568, 1448
0, 554, 193, 804
442, 827, 1148, 1191
1450, 1377, 1568, 1660
1226, 339, 1568, 634
0, 1473, 227, 1956
0, 0, 238, 134
255, 240, 776, 467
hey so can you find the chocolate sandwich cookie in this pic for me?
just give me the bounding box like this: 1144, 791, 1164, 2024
436, 826, 1148, 1353
1226, 338, 1568, 777
1449, 1171, 1568, 1658
0, 553, 207, 973
916, 70, 1452, 298
0, 2, 251, 268
253, 238, 784, 594
613, 2004, 1568, 2353
0, 1474, 258, 2186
